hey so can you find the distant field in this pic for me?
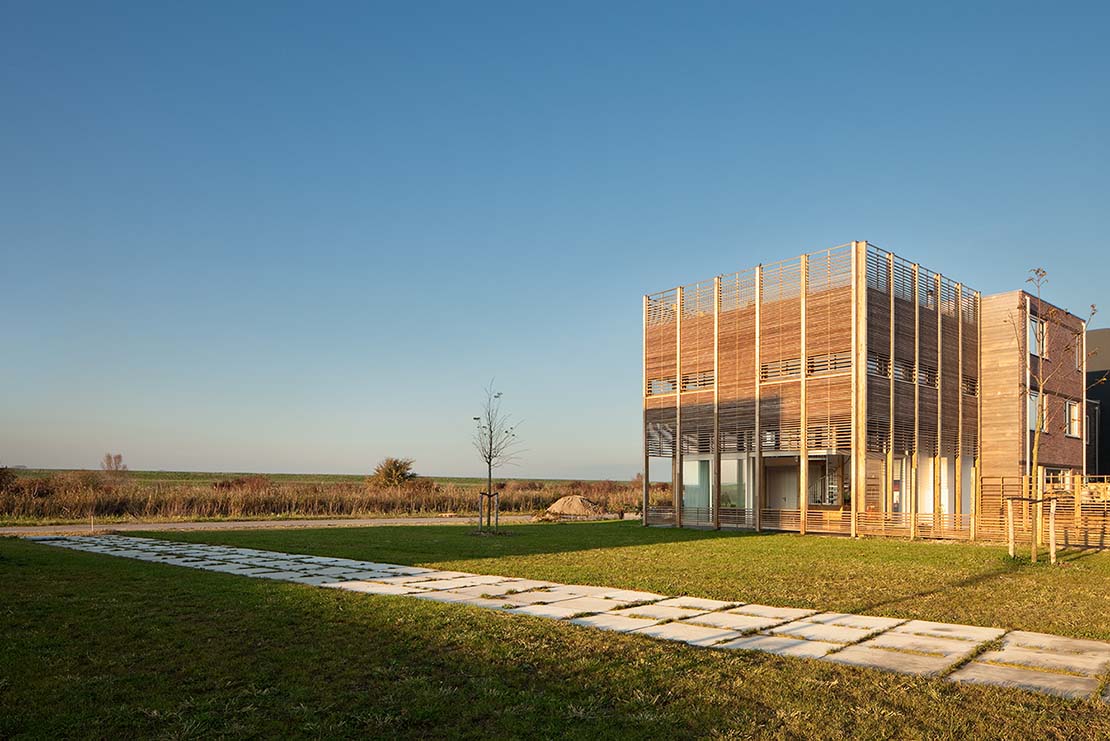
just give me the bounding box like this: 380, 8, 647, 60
10, 469, 589, 488
1, 470, 650, 526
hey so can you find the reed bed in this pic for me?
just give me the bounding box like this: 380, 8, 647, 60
0, 471, 662, 523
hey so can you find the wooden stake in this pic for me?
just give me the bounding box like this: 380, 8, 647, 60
1050, 498, 1057, 564
1007, 498, 1015, 558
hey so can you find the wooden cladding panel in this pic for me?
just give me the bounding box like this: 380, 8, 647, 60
760, 259, 802, 367
918, 386, 938, 456
645, 407, 676, 457
806, 374, 852, 452
940, 309, 961, 455
893, 382, 915, 454
680, 394, 714, 455
760, 381, 801, 451
806, 247, 853, 368
645, 320, 677, 397
979, 291, 1025, 479
679, 281, 715, 387
867, 377, 891, 452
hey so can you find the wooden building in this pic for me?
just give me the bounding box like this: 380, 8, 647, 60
642, 241, 1090, 541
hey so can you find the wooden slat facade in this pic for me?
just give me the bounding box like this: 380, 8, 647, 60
643, 241, 1098, 545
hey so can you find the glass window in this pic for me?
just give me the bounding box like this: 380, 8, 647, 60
681, 459, 711, 510
720, 459, 746, 509
1028, 391, 1047, 432
1029, 316, 1047, 357
1066, 401, 1080, 437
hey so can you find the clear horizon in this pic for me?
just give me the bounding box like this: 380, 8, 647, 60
3, 2, 1108, 478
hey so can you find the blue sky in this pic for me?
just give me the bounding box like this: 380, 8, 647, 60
2, 2, 1107, 478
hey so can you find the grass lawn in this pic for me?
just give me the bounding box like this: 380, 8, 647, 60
3, 522, 1109, 738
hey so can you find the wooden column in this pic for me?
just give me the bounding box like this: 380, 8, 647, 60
955, 284, 964, 524
713, 276, 721, 530
675, 286, 683, 528
850, 246, 859, 538
910, 264, 920, 538
799, 255, 809, 535
754, 266, 764, 532
642, 295, 649, 526
886, 252, 895, 515
851, 241, 868, 537
973, 291, 982, 541
934, 273, 943, 516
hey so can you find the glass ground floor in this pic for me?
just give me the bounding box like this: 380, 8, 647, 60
644, 452, 977, 537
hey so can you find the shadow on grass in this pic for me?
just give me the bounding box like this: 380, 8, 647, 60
132, 519, 776, 562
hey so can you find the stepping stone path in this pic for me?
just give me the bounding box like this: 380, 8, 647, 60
27, 535, 1110, 703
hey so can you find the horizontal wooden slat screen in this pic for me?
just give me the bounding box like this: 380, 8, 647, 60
718, 270, 757, 453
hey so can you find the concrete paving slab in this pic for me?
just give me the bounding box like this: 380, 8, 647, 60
863, 631, 979, 658
570, 613, 661, 633
729, 604, 817, 621
322, 581, 427, 595
284, 575, 338, 585
948, 662, 1101, 699
497, 579, 559, 591
253, 571, 310, 580
598, 589, 667, 602
548, 596, 628, 615
804, 612, 904, 631
683, 612, 784, 633
977, 646, 1110, 676
631, 622, 742, 647
826, 645, 956, 676
769, 620, 874, 644
335, 570, 396, 580
541, 585, 620, 598
892, 620, 1006, 643
418, 576, 513, 591
612, 604, 708, 621
405, 591, 510, 610
1002, 631, 1110, 659
446, 584, 523, 598
382, 566, 439, 576
718, 634, 840, 658
655, 596, 737, 611
366, 574, 443, 585
497, 591, 578, 606
508, 603, 583, 620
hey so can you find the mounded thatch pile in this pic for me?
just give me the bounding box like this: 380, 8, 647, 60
537, 495, 603, 521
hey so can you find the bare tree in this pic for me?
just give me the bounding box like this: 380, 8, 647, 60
1007, 268, 1096, 561
472, 381, 522, 530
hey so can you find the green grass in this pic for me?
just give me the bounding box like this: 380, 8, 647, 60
3, 522, 1109, 738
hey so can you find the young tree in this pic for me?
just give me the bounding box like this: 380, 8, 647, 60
472, 381, 522, 530
369, 457, 417, 487
1008, 268, 1097, 561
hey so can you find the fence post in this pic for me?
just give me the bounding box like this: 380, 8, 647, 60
1006, 498, 1015, 558
1049, 498, 1057, 565
495, 493, 500, 531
